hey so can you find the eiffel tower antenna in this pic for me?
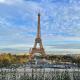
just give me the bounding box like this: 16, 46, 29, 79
37, 13, 41, 38
29, 13, 46, 60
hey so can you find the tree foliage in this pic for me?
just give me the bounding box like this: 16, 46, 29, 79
0, 53, 29, 67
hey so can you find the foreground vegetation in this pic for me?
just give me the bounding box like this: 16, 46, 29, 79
0, 68, 80, 80
0, 53, 80, 80
0, 53, 80, 67
19, 71, 71, 80
0, 53, 29, 67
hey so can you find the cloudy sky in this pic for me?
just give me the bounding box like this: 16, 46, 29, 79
0, 0, 80, 54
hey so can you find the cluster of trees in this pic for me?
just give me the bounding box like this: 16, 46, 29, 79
0, 53, 80, 68
47, 55, 80, 64
0, 53, 29, 68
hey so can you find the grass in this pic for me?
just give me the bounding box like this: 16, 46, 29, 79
19, 70, 71, 80
0, 68, 80, 80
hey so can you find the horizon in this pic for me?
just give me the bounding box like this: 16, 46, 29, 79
0, 0, 80, 54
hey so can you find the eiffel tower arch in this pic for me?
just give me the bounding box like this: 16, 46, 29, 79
29, 13, 46, 60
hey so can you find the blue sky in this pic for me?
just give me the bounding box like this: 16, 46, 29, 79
0, 0, 80, 54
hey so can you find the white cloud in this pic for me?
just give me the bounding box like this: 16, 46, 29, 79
0, 0, 13, 4
0, 0, 23, 5
0, 0, 5, 3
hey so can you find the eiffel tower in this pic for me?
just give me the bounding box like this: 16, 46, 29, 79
29, 13, 46, 60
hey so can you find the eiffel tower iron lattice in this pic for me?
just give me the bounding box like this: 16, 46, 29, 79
29, 13, 46, 59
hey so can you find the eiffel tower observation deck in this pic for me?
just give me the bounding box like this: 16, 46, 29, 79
29, 13, 46, 60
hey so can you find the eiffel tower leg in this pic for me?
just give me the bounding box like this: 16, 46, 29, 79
40, 41, 43, 49
34, 42, 37, 48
